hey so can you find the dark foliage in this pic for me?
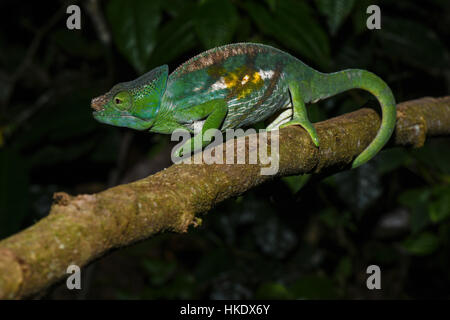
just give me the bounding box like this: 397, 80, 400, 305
0, 0, 449, 299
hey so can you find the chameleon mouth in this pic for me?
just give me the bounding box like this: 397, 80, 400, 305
91, 95, 107, 111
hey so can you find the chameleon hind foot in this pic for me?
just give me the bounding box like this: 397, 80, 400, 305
280, 118, 320, 147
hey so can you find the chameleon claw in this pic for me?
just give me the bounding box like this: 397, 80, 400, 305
280, 118, 320, 147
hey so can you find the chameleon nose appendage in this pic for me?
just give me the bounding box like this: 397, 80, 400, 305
91, 95, 107, 111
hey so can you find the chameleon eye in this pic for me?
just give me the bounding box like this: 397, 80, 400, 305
113, 91, 132, 110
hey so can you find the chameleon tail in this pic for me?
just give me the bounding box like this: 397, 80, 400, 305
312, 69, 396, 168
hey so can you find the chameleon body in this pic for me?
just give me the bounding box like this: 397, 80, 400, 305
92, 43, 396, 168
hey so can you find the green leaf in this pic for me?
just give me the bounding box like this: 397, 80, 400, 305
377, 17, 448, 70
369, 243, 400, 265
399, 185, 450, 227
149, 4, 199, 68
106, 0, 162, 73
351, 0, 374, 35
411, 139, 450, 174
241, 0, 330, 68
265, 0, 277, 11
282, 174, 310, 194
403, 232, 439, 256
315, 0, 355, 35
319, 209, 355, 231
429, 186, 450, 223
276, 0, 330, 67
195, 248, 233, 281
160, 273, 196, 299
0, 149, 29, 239
255, 282, 291, 299
398, 188, 431, 233
334, 256, 352, 283
141, 258, 177, 286
194, 0, 238, 49
375, 148, 410, 174
290, 275, 339, 299
161, 0, 191, 17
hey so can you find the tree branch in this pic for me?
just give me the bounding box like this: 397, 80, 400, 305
0, 96, 449, 299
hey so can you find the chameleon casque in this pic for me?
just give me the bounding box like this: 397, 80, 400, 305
91, 43, 396, 168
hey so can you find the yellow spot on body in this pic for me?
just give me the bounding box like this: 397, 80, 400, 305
224, 66, 264, 99
252, 72, 261, 84
207, 65, 264, 99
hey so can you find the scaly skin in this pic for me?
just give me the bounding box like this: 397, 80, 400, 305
92, 43, 396, 168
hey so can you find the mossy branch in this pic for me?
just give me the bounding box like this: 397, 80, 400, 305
0, 96, 449, 299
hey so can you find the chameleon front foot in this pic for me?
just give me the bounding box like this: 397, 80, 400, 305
280, 118, 320, 147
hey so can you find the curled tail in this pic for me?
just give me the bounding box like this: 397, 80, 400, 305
312, 69, 396, 168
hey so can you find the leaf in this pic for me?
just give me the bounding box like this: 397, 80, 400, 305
194, 0, 238, 49
290, 275, 339, 299
398, 188, 431, 233
195, 248, 233, 281
159, 273, 196, 299
333, 161, 382, 214
319, 209, 355, 231
411, 139, 450, 174
265, 0, 277, 12
0, 149, 29, 239
149, 4, 199, 68
375, 147, 410, 174
282, 174, 310, 194
429, 186, 450, 223
315, 0, 355, 35
377, 17, 448, 70
161, 0, 191, 17
368, 243, 400, 265
106, 0, 162, 73
255, 282, 291, 299
241, 0, 330, 68
350, 0, 374, 35
399, 185, 450, 227
403, 232, 439, 256
334, 256, 352, 283
141, 258, 177, 286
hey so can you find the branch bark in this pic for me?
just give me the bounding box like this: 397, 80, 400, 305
0, 96, 449, 299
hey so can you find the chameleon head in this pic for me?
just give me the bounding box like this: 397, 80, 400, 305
91, 65, 169, 130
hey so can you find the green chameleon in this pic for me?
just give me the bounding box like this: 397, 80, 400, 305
91, 43, 396, 168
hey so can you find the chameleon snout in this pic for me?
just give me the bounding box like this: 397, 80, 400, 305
91, 95, 107, 111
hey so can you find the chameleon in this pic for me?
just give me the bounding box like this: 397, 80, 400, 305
91, 42, 396, 168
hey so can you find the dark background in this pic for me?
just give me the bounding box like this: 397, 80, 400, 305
0, 0, 449, 299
